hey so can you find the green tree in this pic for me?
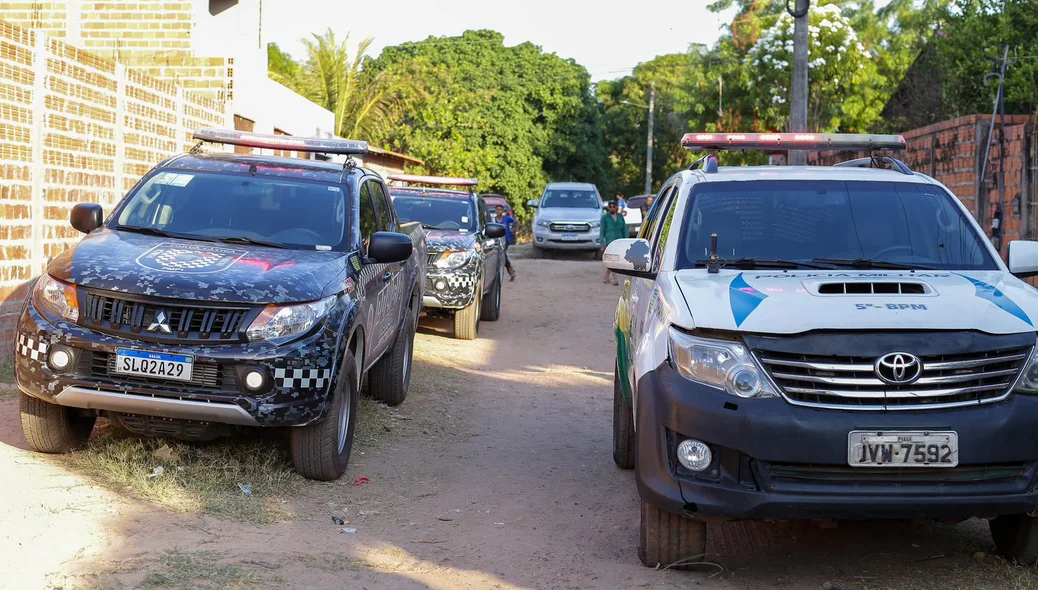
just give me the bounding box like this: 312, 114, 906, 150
363, 30, 606, 220
267, 42, 300, 88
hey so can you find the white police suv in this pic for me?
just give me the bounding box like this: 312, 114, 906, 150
604, 132, 1038, 568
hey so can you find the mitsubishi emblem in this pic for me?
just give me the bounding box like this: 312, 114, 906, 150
148, 310, 172, 334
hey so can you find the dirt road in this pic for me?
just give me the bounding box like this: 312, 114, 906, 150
1, 252, 1037, 589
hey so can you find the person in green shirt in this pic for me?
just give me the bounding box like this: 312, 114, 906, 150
600, 200, 628, 285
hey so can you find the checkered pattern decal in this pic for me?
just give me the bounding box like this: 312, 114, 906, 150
445, 274, 477, 289
273, 367, 332, 390
17, 334, 48, 362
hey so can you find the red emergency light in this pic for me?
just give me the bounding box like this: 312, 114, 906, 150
680, 132, 906, 152
387, 174, 479, 187
193, 128, 369, 155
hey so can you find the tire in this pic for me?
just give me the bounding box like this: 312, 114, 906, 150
290, 350, 360, 481
991, 514, 1038, 564
612, 363, 635, 469
531, 244, 544, 259
638, 500, 707, 570
480, 269, 501, 322
368, 307, 416, 406
453, 281, 481, 340
19, 393, 96, 453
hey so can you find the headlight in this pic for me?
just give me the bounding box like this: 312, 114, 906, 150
33, 275, 79, 323
246, 296, 336, 345
590, 220, 601, 229
1014, 347, 1038, 394
432, 250, 472, 269
535, 218, 551, 228
668, 328, 778, 398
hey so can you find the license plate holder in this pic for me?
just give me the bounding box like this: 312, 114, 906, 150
113, 348, 194, 382
847, 431, 958, 467
560, 234, 579, 241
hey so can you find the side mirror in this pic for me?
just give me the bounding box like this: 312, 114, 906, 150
526, 199, 539, 208
485, 223, 506, 239
602, 238, 655, 279
1008, 240, 1038, 278
70, 203, 103, 234
367, 232, 413, 264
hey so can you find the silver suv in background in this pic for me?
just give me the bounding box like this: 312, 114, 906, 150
528, 182, 603, 258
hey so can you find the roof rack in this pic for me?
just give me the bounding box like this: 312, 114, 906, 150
192, 128, 369, 156
833, 155, 914, 175
387, 174, 478, 187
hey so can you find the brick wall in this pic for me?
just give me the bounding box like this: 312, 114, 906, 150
0, 19, 227, 361
0, 1, 232, 99
808, 114, 1037, 254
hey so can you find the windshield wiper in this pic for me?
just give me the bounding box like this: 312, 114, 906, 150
694, 257, 836, 270
211, 236, 290, 249
810, 257, 936, 271
116, 225, 193, 239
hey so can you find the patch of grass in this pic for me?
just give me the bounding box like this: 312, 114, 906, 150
119, 549, 264, 590
57, 422, 302, 523
0, 361, 13, 382
0, 362, 15, 401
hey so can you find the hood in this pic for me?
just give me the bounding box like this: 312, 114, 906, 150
50, 229, 348, 304
536, 207, 601, 223
671, 269, 1038, 335
424, 228, 478, 252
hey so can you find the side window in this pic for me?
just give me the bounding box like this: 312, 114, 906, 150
640, 185, 673, 240
358, 183, 379, 253
368, 181, 391, 232
652, 186, 680, 271
477, 199, 489, 229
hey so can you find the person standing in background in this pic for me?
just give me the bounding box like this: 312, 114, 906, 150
600, 200, 628, 285
616, 194, 628, 216
494, 204, 517, 281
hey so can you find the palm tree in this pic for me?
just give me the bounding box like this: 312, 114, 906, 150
298, 29, 410, 140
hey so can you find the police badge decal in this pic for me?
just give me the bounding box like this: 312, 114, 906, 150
136, 242, 248, 274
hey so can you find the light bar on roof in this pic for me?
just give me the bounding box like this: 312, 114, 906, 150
387, 173, 478, 187
193, 128, 369, 155
680, 132, 906, 152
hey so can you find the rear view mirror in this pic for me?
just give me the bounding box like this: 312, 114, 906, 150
526, 199, 539, 208
1008, 241, 1038, 278
485, 223, 506, 239
602, 238, 655, 279
367, 232, 413, 264
70, 203, 104, 234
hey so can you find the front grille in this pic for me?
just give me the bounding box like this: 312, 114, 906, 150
427, 253, 441, 266
758, 346, 1031, 409
87, 351, 235, 391
549, 222, 591, 233
759, 461, 1034, 496
81, 290, 252, 343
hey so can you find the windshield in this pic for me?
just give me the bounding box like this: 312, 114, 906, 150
676, 180, 997, 271
393, 196, 475, 231
114, 170, 347, 249
541, 189, 600, 209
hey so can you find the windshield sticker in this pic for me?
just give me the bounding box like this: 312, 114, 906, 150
956, 273, 1033, 327
316, 245, 331, 251
461, 216, 469, 223
153, 172, 194, 187
730, 273, 767, 327
855, 303, 929, 310
136, 242, 248, 274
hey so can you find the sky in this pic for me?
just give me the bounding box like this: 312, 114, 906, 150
262, 0, 738, 81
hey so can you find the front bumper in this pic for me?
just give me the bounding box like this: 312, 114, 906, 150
14, 302, 347, 428
423, 256, 480, 310
635, 362, 1038, 521
533, 227, 600, 250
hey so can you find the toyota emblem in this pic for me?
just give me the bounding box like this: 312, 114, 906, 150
874, 352, 922, 384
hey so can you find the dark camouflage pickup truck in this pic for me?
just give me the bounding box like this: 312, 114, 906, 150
13, 129, 426, 481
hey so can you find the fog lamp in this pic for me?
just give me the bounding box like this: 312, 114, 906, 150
244, 370, 265, 391
48, 347, 73, 372
677, 439, 713, 472
435, 280, 447, 291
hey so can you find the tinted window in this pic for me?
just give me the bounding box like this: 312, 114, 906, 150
115, 170, 347, 249
640, 186, 672, 240
358, 183, 379, 251
393, 197, 476, 232
541, 189, 600, 209
369, 182, 391, 231
676, 180, 996, 270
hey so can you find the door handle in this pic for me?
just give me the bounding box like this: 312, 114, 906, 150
381, 272, 392, 282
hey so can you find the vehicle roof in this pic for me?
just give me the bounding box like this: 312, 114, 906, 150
161, 152, 363, 184
544, 182, 598, 190
693, 165, 935, 185
389, 187, 473, 199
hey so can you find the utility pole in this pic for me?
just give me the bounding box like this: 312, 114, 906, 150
645, 80, 655, 195
788, 0, 810, 166
979, 46, 1012, 252
717, 76, 723, 118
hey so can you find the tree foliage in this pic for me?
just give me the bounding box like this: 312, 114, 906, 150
361, 30, 606, 220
